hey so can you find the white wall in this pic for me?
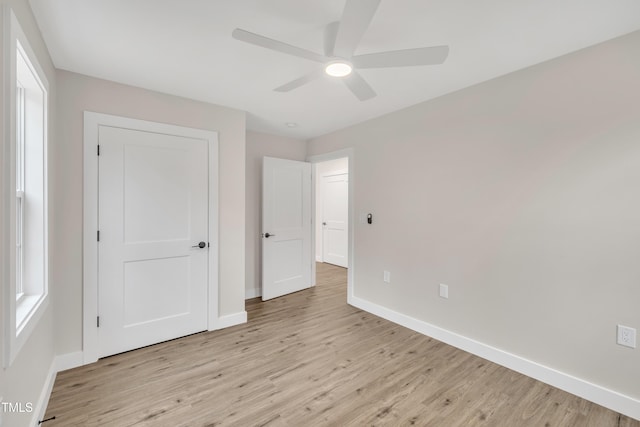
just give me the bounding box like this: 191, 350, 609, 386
54, 70, 246, 357
308, 31, 640, 408
245, 131, 306, 298
315, 158, 348, 262
0, 1, 57, 426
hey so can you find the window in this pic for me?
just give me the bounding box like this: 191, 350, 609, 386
3, 9, 49, 366
15, 83, 25, 301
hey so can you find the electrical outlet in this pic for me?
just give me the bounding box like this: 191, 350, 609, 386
383, 271, 391, 283
617, 325, 636, 348
439, 284, 449, 299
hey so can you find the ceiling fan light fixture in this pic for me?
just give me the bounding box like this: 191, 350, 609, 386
325, 61, 353, 77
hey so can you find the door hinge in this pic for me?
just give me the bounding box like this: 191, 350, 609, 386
97, 145, 100, 156
97, 316, 100, 328
97, 230, 100, 242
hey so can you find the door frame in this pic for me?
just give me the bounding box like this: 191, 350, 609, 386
82, 111, 219, 364
308, 148, 354, 303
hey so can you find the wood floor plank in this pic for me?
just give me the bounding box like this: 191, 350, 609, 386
44, 263, 639, 426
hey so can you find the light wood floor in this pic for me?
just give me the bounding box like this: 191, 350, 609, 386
45, 263, 638, 426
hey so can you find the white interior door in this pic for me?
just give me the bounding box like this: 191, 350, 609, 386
322, 173, 349, 268
262, 157, 312, 301
98, 125, 209, 357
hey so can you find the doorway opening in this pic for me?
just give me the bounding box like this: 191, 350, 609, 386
309, 150, 353, 303
83, 112, 219, 364
259, 150, 353, 304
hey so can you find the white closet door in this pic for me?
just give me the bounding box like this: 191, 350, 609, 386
98, 125, 208, 357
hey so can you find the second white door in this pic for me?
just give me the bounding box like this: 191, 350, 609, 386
322, 173, 348, 268
98, 125, 209, 358
262, 157, 312, 300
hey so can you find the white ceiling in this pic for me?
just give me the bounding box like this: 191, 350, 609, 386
29, 0, 640, 140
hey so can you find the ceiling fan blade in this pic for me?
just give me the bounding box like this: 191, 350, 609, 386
274, 70, 323, 92
324, 21, 340, 57
343, 71, 376, 101
232, 28, 327, 63
352, 46, 450, 68
333, 0, 381, 59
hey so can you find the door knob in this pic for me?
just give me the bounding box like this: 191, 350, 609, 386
323, 222, 327, 226
264, 232, 275, 238
192, 241, 206, 248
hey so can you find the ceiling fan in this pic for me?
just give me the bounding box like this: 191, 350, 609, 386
232, 0, 449, 101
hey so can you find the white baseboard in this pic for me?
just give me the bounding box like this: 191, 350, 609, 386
315, 255, 322, 262
31, 358, 56, 426
215, 311, 248, 330
350, 295, 640, 421
56, 351, 84, 372
245, 287, 261, 299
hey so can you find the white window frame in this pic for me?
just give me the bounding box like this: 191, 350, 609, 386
2, 7, 50, 367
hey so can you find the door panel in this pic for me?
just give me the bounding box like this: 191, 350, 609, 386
123, 256, 190, 326
272, 167, 304, 228
98, 125, 208, 357
262, 157, 312, 301
123, 144, 190, 242
322, 173, 349, 268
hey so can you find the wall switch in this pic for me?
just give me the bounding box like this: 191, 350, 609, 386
383, 271, 391, 283
439, 284, 449, 299
617, 325, 636, 348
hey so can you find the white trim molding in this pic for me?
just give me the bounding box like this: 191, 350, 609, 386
83, 112, 219, 364
350, 295, 640, 421
31, 359, 56, 427
55, 351, 84, 372
215, 311, 248, 330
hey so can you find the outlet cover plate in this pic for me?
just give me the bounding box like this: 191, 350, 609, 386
439, 284, 449, 299
617, 325, 636, 348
